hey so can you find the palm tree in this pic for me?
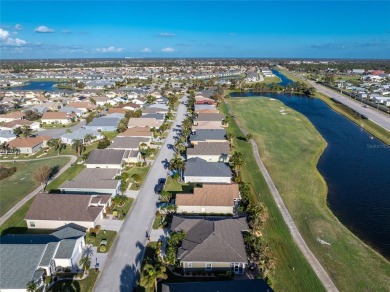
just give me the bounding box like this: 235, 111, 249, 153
72, 139, 85, 156
79, 256, 91, 274
139, 263, 168, 291
26, 280, 37, 292
83, 133, 95, 144
230, 151, 244, 176
48, 139, 66, 155
21, 125, 32, 137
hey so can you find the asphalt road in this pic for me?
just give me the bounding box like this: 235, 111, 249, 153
36, 120, 86, 138
94, 96, 188, 292
0, 155, 77, 226
307, 80, 390, 131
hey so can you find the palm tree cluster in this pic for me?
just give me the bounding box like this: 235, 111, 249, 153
139, 263, 168, 291
169, 155, 185, 180
230, 151, 244, 181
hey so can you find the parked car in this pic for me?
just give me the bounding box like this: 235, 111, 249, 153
154, 178, 166, 194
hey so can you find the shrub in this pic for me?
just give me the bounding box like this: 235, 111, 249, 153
99, 245, 107, 252
45, 276, 52, 285
94, 225, 101, 233
0, 166, 17, 180
132, 173, 141, 182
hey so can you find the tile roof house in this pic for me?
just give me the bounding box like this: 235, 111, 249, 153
127, 117, 164, 129
8, 136, 51, 154
118, 127, 153, 138
190, 129, 227, 145
176, 184, 240, 214
192, 121, 224, 130
68, 101, 95, 113
0, 111, 25, 123
0, 119, 40, 131
86, 149, 126, 169
0, 227, 85, 291
60, 168, 121, 196
183, 158, 232, 184
187, 141, 230, 162
171, 216, 248, 274
41, 112, 72, 125
25, 193, 111, 230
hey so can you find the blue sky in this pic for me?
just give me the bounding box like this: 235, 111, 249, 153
1, 1, 389, 59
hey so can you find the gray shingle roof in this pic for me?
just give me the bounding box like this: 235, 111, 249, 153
86, 149, 125, 165
187, 142, 230, 156
61, 168, 120, 190
54, 239, 77, 259
61, 128, 102, 141
190, 129, 227, 142
108, 137, 149, 150
195, 113, 224, 122
39, 242, 59, 266
140, 113, 165, 120
184, 158, 232, 178
87, 117, 120, 127
171, 216, 248, 263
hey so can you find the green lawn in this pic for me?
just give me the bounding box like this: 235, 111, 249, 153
111, 197, 134, 220
0, 157, 69, 216
164, 177, 194, 194
124, 165, 150, 190
48, 269, 99, 292
86, 230, 117, 253
224, 98, 390, 291
46, 163, 85, 192
0, 198, 33, 234
152, 213, 167, 229
263, 76, 281, 84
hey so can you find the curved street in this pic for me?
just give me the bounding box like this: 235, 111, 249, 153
0, 155, 77, 226
93, 96, 188, 292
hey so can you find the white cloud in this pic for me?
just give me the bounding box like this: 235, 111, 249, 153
15, 24, 22, 30
142, 48, 152, 53
35, 25, 55, 33
162, 47, 175, 53
62, 29, 72, 34
160, 32, 175, 37
96, 46, 124, 53
0, 28, 27, 47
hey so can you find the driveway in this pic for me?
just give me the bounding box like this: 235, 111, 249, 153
94, 95, 188, 292
36, 120, 86, 138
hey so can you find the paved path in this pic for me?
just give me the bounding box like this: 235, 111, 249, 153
94, 96, 188, 292
225, 102, 339, 292
306, 80, 390, 131
0, 155, 77, 226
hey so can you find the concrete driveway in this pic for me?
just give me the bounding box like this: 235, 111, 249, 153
94, 95, 188, 292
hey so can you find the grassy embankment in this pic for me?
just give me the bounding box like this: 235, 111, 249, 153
278, 68, 390, 145
263, 75, 281, 84
224, 97, 390, 291
0, 157, 70, 216
220, 102, 324, 291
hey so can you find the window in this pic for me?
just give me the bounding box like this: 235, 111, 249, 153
187, 262, 192, 268
30, 222, 35, 227
205, 262, 212, 271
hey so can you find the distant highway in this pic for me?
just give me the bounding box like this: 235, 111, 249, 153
307, 80, 390, 131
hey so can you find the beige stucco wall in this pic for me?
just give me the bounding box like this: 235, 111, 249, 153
177, 205, 233, 214
26, 219, 95, 230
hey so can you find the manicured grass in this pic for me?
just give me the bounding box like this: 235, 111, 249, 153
0, 157, 69, 216
0, 198, 33, 234
41, 122, 78, 129
125, 166, 150, 190
102, 131, 118, 140
263, 76, 281, 84
46, 163, 85, 192
152, 213, 167, 229
224, 98, 390, 291
111, 198, 134, 220
164, 177, 194, 194
86, 230, 117, 253
48, 269, 99, 292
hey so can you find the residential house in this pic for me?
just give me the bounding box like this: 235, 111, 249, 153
60, 168, 121, 196
8, 136, 51, 154
0, 130, 16, 143
171, 216, 248, 274
128, 117, 164, 129
68, 101, 95, 113
41, 112, 73, 125
0, 227, 85, 292
108, 137, 150, 150
60, 128, 104, 145
187, 141, 230, 162
59, 106, 84, 117
190, 129, 227, 145
84, 117, 120, 132
176, 183, 240, 214
162, 280, 273, 292
86, 149, 125, 169
0, 111, 25, 123
25, 193, 111, 230
194, 104, 218, 113
108, 107, 127, 115
195, 113, 224, 125
0, 119, 40, 131
118, 127, 153, 138
183, 157, 232, 184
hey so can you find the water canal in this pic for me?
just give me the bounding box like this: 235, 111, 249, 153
231, 72, 390, 258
